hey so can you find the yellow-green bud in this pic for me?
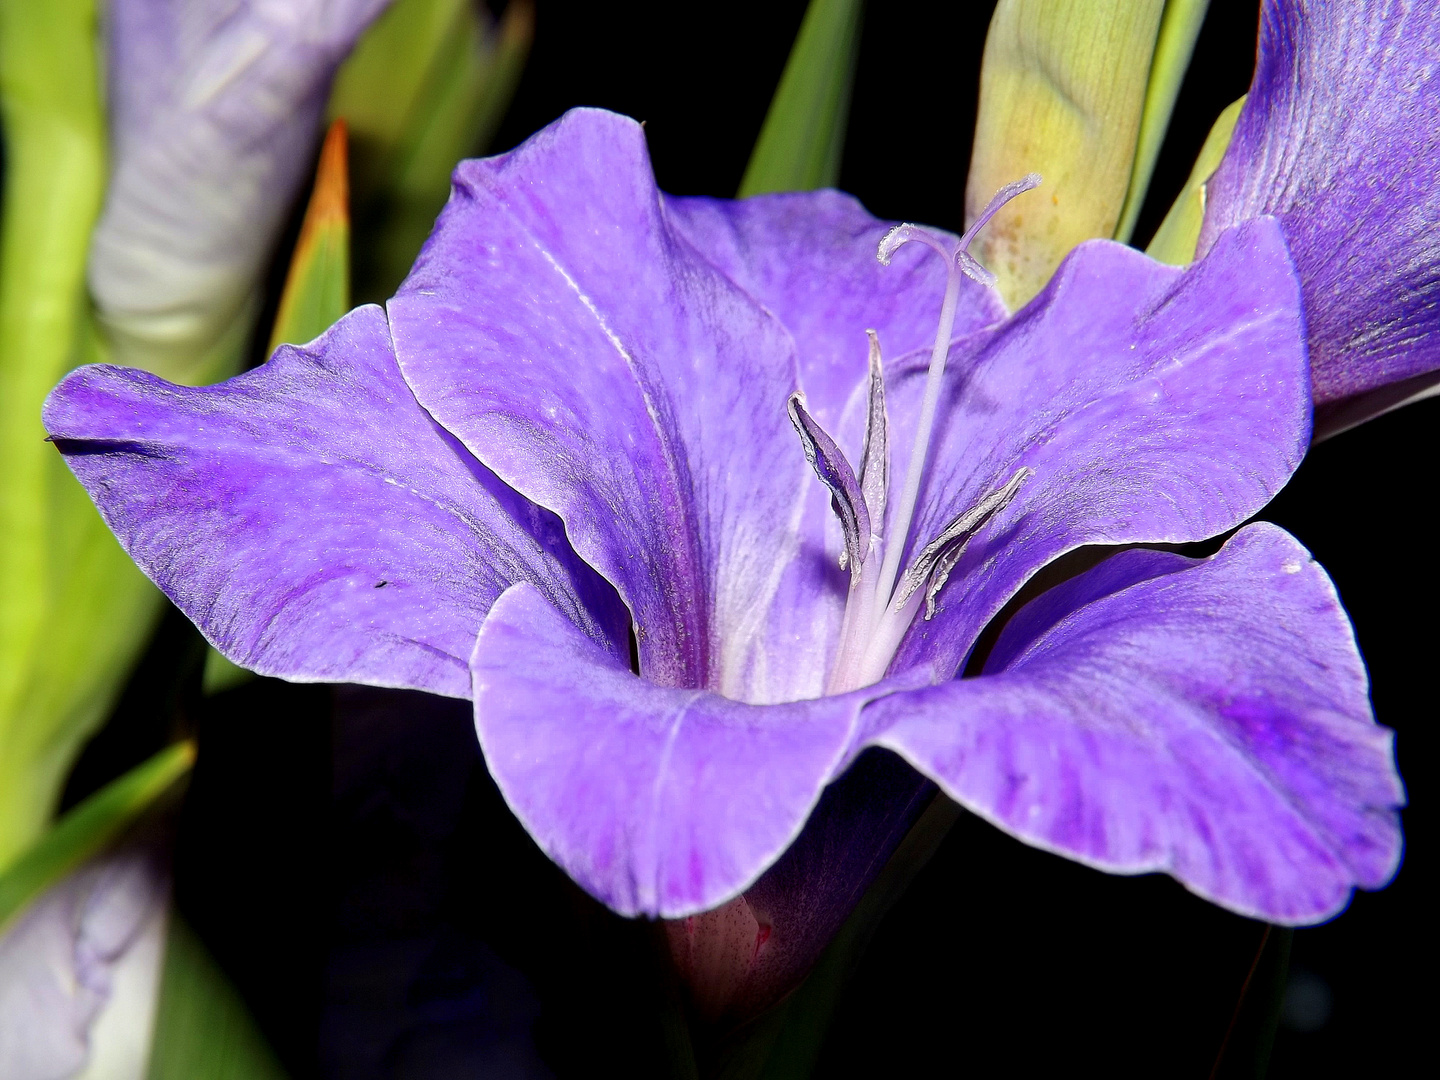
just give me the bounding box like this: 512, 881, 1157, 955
966, 0, 1178, 309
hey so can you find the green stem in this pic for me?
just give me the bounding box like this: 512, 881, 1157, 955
0, 0, 165, 868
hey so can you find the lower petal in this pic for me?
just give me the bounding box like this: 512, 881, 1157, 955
470, 583, 913, 919
862, 523, 1403, 924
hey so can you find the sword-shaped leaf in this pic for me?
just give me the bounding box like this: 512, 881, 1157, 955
738, 0, 865, 197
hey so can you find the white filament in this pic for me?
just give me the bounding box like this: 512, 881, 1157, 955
824, 175, 1042, 694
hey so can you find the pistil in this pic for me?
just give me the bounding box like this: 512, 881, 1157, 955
870, 173, 1041, 616
792, 176, 1042, 695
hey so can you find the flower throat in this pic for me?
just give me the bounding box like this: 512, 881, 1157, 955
787, 175, 1041, 695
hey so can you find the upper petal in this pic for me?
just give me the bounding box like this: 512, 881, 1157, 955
886, 218, 1309, 680
1198, 0, 1440, 423
863, 523, 1404, 924
664, 190, 1006, 429
388, 109, 810, 695
43, 305, 624, 698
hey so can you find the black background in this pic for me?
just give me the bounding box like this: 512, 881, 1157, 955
65, 1, 1429, 1076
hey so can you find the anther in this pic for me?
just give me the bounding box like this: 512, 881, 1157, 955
870, 175, 1042, 619
858, 330, 889, 533
787, 393, 870, 575
894, 466, 1031, 619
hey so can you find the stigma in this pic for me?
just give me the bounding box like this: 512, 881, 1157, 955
787, 175, 1041, 694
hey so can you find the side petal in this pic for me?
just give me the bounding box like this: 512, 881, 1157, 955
889, 218, 1309, 680
863, 523, 1404, 924
388, 108, 810, 695
470, 582, 916, 919
43, 306, 624, 699
1198, 0, 1440, 422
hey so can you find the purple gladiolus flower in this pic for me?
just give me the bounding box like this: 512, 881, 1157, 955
44, 109, 1403, 1019
1199, 0, 1440, 437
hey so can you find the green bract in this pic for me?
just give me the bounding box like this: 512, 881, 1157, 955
966, 0, 1210, 308
1147, 95, 1247, 266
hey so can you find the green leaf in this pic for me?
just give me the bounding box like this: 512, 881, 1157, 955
737, 0, 865, 198
1145, 95, 1245, 265
0, 742, 194, 930
966, 0, 1167, 308
330, 0, 534, 302
147, 915, 290, 1080
327, 0, 474, 160
267, 119, 352, 354
0, 0, 167, 869
1114, 0, 1210, 243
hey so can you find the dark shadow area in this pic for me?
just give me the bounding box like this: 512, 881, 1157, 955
839, 0, 998, 232
492, 0, 811, 198
1131, 0, 1262, 250
59, 605, 206, 812
172, 676, 333, 1076
817, 809, 1266, 1078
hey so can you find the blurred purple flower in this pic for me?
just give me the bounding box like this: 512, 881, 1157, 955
88, 0, 390, 377
44, 109, 1403, 1017
1199, 0, 1440, 436
0, 846, 169, 1080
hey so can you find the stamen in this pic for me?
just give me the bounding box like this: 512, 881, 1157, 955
868, 231, 962, 614
823, 333, 891, 695
787, 393, 870, 574
849, 467, 1031, 688
797, 176, 1043, 696
869, 176, 1041, 623
893, 466, 1031, 619
858, 330, 889, 530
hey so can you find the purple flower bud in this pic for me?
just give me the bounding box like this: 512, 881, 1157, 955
88, 0, 390, 379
